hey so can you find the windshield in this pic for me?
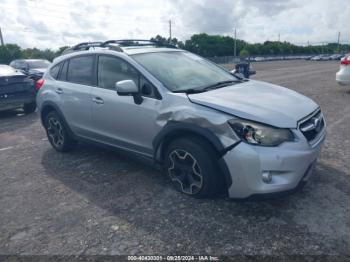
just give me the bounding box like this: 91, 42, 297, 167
132, 51, 238, 92
28, 60, 50, 69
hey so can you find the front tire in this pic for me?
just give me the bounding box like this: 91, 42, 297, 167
44, 111, 76, 152
164, 137, 224, 198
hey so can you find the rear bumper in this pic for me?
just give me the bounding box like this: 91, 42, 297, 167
0, 96, 36, 112
222, 129, 325, 199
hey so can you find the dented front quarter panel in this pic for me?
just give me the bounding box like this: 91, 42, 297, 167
154, 92, 240, 149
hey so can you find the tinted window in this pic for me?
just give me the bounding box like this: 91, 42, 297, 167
98, 56, 138, 90
67, 56, 95, 86
58, 60, 68, 81
140, 76, 159, 98
50, 63, 61, 79
16, 61, 27, 70
28, 60, 51, 69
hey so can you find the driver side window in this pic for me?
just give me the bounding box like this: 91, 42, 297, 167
98, 56, 139, 90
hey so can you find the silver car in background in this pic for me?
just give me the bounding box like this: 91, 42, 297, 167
336, 54, 350, 86
36, 40, 326, 199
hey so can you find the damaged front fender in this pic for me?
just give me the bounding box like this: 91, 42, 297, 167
153, 95, 241, 161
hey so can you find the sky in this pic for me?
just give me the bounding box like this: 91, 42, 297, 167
0, 0, 349, 50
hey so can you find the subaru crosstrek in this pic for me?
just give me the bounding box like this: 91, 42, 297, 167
36, 40, 326, 198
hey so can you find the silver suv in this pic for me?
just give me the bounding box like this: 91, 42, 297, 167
37, 40, 326, 199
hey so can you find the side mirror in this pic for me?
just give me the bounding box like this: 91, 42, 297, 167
115, 80, 143, 105
230, 70, 244, 79
116, 80, 138, 95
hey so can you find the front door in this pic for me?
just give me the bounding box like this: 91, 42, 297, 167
91, 55, 161, 156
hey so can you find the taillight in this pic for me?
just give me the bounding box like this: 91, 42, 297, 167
35, 79, 45, 90
341, 56, 350, 65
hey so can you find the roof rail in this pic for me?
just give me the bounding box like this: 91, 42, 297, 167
101, 39, 177, 49
61, 39, 177, 55
62, 42, 104, 55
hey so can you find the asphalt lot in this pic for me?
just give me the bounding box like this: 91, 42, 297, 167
0, 60, 350, 256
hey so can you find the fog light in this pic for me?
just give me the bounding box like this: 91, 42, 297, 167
262, 171, 272, 183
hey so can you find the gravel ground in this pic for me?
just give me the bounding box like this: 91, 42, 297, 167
0, 60, 349, 256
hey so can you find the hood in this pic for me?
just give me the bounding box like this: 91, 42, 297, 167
188, 80, 318, 128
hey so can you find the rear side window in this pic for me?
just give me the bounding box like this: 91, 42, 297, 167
67, 56, 95, 86
17, 61, 27, 70
98, 55, 138, 90
50, 63, 61, 79
58, 60, 68, 81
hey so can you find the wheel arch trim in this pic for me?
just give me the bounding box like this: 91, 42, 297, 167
153, 121, 236, 188
40, 101, 75, 138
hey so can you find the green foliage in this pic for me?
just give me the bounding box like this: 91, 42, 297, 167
178, 35, 350, 57
183, 33, 246, 57
0, 44, 22, 64
1, 34, 350, 65
150, 35, 182, 47
239, 48, 250, 57
0, 44, 70, 64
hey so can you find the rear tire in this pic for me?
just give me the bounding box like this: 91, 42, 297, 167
23, 102, 36, 114
44, 111, 76, 152
164, 136, 224, 198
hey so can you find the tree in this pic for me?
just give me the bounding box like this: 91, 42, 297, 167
182, 33, 246, 57
150, 35, 183, 47
55, 46, 70, 57
0, 44, 22, 64
239, 49, 250, 57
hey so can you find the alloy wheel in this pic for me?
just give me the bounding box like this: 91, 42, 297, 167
168, 149, 203, 195
47, 117, 64, 148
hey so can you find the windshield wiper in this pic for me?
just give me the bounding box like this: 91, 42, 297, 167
199, 80, 241, 92
173, 80, 241, 94
172, 88, 204, 94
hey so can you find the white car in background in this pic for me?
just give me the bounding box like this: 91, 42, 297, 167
336, 54, 350, 86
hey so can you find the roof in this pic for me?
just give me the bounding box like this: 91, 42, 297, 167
123, 47, 182, 55
53, 47, 182, 65
60, 40, 180, 56
12, 59, 49, 62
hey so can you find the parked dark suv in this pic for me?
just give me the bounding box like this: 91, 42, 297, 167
10, 59, 51, 81
0, 65, 36, 113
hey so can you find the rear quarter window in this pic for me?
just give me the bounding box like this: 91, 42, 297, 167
58, 60, 68, 81
50, 63, 61, 79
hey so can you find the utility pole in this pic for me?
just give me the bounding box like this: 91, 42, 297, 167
169, 20, 172, 43
337, 32, 341, 53
278, 33, 280, 42
234, 28, 237, 59
0, 27, 4, 46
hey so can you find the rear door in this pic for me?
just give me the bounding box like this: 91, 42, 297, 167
55, 55, 96, 136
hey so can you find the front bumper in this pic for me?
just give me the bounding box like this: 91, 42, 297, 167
223, 129, 325, 198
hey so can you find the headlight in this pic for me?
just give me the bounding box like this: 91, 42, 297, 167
229, 119, 294, 146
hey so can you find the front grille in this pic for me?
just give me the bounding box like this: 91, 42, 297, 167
299, 110, 325, 143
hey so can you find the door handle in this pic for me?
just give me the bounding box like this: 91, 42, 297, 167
55, 88, 63, 94
92, 97, 104, 104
